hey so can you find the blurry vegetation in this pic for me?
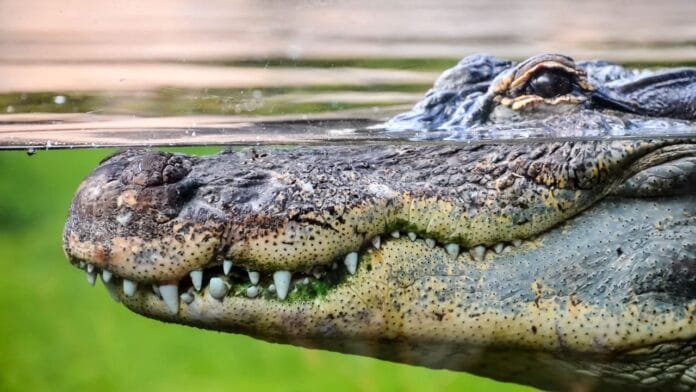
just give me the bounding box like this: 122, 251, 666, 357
0, 148, 534, 392
0, 92, 106, 114
195, 57, 460, 71
1, 84, 430, 117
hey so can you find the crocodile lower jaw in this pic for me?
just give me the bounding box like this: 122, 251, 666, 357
75, 230, 528, 315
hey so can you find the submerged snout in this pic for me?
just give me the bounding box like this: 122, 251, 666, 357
63, 150, 225, 284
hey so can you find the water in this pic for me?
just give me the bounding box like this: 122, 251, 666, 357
2, 0, 696, 149
1, 1, 695, 392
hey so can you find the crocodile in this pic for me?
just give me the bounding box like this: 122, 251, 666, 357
63, 54, 696, 391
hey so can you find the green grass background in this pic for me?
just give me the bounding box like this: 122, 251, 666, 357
0, 148, 534, 392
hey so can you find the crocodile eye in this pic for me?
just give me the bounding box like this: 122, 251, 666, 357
525, 69, 574, 98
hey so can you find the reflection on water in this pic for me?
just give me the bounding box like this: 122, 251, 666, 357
0, 0, 695, 148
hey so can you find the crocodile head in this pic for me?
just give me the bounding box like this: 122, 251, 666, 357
63, 54, 696, 391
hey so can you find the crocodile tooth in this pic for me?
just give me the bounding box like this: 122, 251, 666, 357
101, 269, 112, 283
407, 232, 417, 241
470, 245, 486, 262
503, 245, 513, 253
248, 271, 260, 285
302, 277, 310, 285
512, 239, 522, 247
180, 292, 194, 304
312, 270, 324, 279
246, 286, 259, 298
390, 231, 400, 238
223, 259, 233, 275
152, 284, 161, 297
371, 236, 381, 249
159, 284, 179, 314
425, 238, 436, 249
273, 271, 291, 300
208, 277, 228, 299
102, 279, 120, 302
78, 261, 86, 269
123, 279, 137, 296
268, 283, 276, 293
445, 243, 460, 258
190, 270, 203, 291
86, 271, 96, 286
493, 243, 505, 254
344, 252, 358, 275
331, 262, 338, 270
86, 263, 95, 273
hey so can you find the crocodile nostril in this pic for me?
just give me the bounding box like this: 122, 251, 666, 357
118, 152, 194, 187
163, 156, 193, 184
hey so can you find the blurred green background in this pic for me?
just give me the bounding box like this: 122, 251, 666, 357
0, 148, 534, 392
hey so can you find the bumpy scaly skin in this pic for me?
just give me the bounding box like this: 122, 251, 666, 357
63, 54, 696, 391
65, 141, 689, 280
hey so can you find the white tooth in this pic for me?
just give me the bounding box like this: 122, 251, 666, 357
190, 270, 203, 291
302, 277, 310, 285
512, 239, 522, 247
86, 263, 95, 273
313, 270, 324, 279
78, 261, 86, 269
248, 271, 260, 285
445, 243, 460, 258
470, 245, 486, 262
344, 252, 358, 275
246, 286, 259, 298
408, 232, 417, 241
273, 271, 291, 300
493, 243, 505, 254
102, 269, 112, 283
331, 262, 338, 270
208, 277, 229, 299
86, 271, 96, 286
425, 238, 436, 248
371, 236, 381, 249
152, 284, 161, 297
159, 284, 179, 314
223, 259, 233, 275
123, 279, 137, 297
103, 280, 120, 302
268, 283, 276, 293
390, 231, 400, 238
180, 292, 194, 304
503, 245, 513, 253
